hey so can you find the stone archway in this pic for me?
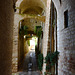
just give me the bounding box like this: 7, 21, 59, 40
12, 0, 46, 73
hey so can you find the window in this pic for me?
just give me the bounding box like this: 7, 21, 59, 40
59, 0, 61, 4
64, 10, 68, 28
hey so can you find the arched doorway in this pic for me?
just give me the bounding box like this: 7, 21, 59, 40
18, 18, 45, 72
12, 0, 46, 74
44, 0, 58, 75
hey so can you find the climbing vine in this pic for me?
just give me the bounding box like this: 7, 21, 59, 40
38, 53, 43, 71
45, 51, 59, 71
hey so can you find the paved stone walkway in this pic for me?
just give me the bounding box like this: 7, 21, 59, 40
23, 50, 38, 71
19, 71, 40, 75
18, 50, 40, 75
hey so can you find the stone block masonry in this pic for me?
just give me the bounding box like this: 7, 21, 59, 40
43, 0, 75, 75
56, 0, 75, 75
0, 0, 14, 75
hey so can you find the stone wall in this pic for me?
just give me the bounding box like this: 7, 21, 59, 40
22, 18, 42, 31
12, 14, 20, 72
0, 0, 14, 75
52, 0, 75, 75
43, 0, 75, 75
12, 13, 24, 72
57, 0, 75, 75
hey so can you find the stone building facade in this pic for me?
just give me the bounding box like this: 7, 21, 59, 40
43, 0, 75, 75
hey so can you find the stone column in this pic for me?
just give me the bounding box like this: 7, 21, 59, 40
42, 0, 51, 75
12, 13, 23, 72
0, 0, 14, 75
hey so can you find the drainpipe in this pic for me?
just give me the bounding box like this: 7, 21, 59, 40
50, 0, 53, 53
54, 7, 58, 75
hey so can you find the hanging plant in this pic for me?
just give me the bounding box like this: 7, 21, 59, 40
26, 36, 32, 40
26, 36, 32, 38
38, 53, 43, 71
19, 26, 28, 36
34, 26, 42, 38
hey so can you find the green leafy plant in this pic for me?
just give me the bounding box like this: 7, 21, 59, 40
45, 51, 59, 70
19, 26, 28, 35
26, 36, 32, 38
27, 40, 30, 46
35, 46, 40, 58
38, 53, 43, 71
34, 26, 42, 38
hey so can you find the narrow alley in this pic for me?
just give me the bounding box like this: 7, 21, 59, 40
0, 0, 75, 75
19, 50, 40, 75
